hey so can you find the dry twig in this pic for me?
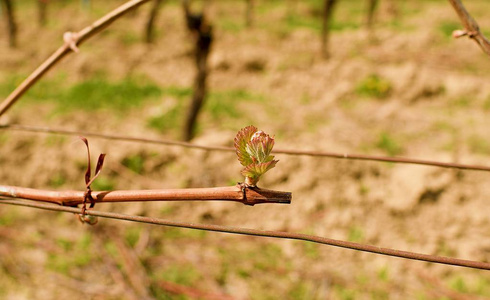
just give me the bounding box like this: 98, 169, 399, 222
104, 229, 154, 300
0, 0, 152, 116
416, 270, 480, 300
448, 0, 490, 56
92, 231, 142, 300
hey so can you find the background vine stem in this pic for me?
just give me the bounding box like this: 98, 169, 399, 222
0, 0, 152, 116
0, 198, 489, 271
448, 0, 490, 56
3, 123, 490, 173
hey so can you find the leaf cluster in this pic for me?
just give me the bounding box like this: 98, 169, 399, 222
234, 125, 278, 186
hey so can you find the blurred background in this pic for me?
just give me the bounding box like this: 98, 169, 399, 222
0, 0, 489, 299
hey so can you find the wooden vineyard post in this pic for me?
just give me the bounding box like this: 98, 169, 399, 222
182, 0, 213, 141
145, 0, 164, 43
365, 0, 379, 29
1, 0, 17, 48
246, 0, 254, 28
38, 0, 48, 27
321, 0, 338, 58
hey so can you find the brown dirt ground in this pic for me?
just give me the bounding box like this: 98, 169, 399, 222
0, 1, 489, 299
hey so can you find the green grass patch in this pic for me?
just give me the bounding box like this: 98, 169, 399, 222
484, 98, 490, 111
450, 276, 469, 293
119, 31, 140, 46
217, 17, 245, 33
60, 77, 161, 111
147, 103, 184, 135
347, 226, 364, 243
252, 243, 283, 271
377, 266, 389, 282
91, 175, 116, 191
445, 275, 490, 297
0, 209, 18, 226
125, 227, 141, 247
451, 96, 472, 108
438, 20, 461, 38
288, 282, 311, 299
356, 74, 392, 99
48, 172, 67, 188
146, 86, 192, 135
302, 241, 320, 259
334, 285, 357, 300
122, 153, 146, 174
162, 86, 193, 99
147, 87, 267, 135
0, 74, 162, 113
283, 13, 360, 33
159, 264, 201, 286
0, 134, 9, 146
468, 134, 490, 155
376, 132, 403, 156
0, 73, 62, 102
284, 13, 321, 32
207, 89, 262, 119
47, 233, 93, 274
475, 276, 490, 296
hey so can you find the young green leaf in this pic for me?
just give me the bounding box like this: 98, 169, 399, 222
234, 125, 258, 166
234, 126, 278, 186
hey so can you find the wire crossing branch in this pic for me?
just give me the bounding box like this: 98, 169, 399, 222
448, 0, 490, 56
0, 184, 292, 206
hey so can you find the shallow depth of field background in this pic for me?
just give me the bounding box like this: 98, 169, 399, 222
1, 0, 490, 299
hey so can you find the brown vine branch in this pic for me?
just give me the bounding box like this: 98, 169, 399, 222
0, 0, 152, 117
448, 0, 490, 56
3, 123, 490, 173
0, 199, 489, 271
0, 184, 292, 206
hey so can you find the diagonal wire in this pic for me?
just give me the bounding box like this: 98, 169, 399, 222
3, 123, 490, 172
1, 199, 489, 271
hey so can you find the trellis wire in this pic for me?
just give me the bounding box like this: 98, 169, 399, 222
1, 199, 489, 271
3, 123, 490, 172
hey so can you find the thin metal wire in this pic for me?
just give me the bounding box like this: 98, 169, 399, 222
1, 199, 489, 271
3, 124, 490, 172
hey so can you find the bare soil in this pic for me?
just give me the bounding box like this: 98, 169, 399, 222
0, 1, 489, 299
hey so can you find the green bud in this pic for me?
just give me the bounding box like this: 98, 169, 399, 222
234, 126, 278, 186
